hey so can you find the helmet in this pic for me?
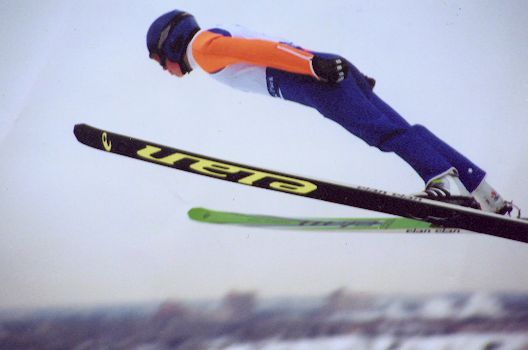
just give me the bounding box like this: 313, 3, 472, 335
147, 10, 200, 74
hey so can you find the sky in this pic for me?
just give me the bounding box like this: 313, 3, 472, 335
1, 0, 527, 310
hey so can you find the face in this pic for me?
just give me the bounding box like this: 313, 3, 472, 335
165, 60, 184, 77
150, 54, 185, 77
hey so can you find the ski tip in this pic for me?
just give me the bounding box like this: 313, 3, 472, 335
188, 207, 211, 221
73, 124, 108, 150
73, 123, 88, 142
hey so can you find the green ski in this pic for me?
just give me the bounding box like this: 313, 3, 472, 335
188, 207, 462, 233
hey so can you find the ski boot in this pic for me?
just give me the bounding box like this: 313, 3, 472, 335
415, 168, 481, 210
471, 180, 522, 217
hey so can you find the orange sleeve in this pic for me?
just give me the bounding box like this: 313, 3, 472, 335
191, 31, 316, 76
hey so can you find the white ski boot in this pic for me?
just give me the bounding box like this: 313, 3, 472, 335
415, 168, 481, 210
472, 180, 518, 216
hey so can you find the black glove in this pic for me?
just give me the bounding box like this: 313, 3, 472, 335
311, 55, 349, 83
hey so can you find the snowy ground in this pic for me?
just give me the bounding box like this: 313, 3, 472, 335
2, 291, 528, 350
1, 0, 527, 317
211, 334, 528, 350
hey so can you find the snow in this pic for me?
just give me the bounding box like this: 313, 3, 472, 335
211, 334, 528, 350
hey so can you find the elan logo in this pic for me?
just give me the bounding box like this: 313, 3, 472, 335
101, 132, 112, 152
136, 145, 317, 195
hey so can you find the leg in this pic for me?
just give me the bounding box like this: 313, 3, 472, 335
369, 86, 511, 212
267, 64, 510, 213
268, 66, 454, 184
409, 125, 485, 192
369, 93, 486, 191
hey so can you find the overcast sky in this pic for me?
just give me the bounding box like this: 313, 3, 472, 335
1, 0, 527, 309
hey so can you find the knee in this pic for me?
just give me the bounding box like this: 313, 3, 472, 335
376, 128, 411, 151
412, 124, 428, 133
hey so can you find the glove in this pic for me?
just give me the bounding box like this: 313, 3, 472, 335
311, 55, 349, 83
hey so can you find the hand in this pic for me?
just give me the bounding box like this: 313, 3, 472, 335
311, 55, 349, 83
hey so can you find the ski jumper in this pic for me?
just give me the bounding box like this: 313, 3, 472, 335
186, 25, 486, 192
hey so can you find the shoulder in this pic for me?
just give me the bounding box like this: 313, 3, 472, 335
206, 24, 286, 42
206, 27, 232, 37
191, 25, 270, 53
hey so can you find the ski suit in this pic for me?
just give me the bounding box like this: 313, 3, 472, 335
186, 25, 486, 192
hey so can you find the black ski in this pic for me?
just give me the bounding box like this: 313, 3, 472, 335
73, 124, 528, 244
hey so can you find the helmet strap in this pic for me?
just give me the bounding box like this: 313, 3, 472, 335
179, 28, 200, 74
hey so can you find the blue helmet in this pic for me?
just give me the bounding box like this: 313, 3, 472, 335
147, 10, 200, 74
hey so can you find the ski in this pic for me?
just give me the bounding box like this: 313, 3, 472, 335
73, 124, 528, 244
188, 207, 462, 233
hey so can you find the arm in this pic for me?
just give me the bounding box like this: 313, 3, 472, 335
192, 31, 347, 83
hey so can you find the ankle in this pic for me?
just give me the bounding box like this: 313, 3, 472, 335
472, 179, 506, 212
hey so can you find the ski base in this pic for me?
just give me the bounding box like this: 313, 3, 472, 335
188, 208, 462, 233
